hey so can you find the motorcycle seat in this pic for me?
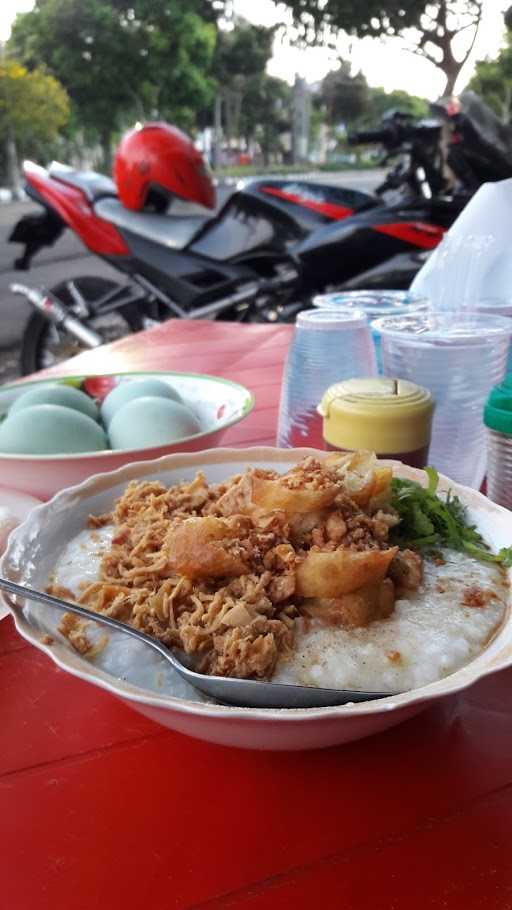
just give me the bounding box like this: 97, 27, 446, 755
49, 163, 117, 202
94, 197, 209, 250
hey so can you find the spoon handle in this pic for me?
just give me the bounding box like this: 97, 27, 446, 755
0, 575, 177, 666
0, 576, 399, 708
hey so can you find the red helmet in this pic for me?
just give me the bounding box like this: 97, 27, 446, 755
113, 122, 216, 211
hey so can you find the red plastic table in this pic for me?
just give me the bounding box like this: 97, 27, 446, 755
2, 319, 512, 910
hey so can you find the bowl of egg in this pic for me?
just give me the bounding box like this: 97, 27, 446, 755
0, 371, 254, 499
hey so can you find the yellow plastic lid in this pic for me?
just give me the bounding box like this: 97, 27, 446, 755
318, 377, 434, 453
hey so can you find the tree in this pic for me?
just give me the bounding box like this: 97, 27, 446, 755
468, 11, 512, 122
315, 68, 427, 157
468, 55, 512, 122
213, 20, 275, 147
9, 0, 216, 170
364, 88, 429, 124
240, 73, 291, 164
319, 63, 369, 128
0, 59, 69, 191
279, 0, 483, 96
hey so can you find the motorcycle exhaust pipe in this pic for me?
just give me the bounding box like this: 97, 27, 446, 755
10, 283, 103, 348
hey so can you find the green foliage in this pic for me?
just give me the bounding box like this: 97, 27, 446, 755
212, 21, 277, 144
0, 58, 69, 155
8, 0, 217, 167
214, 20, 273, 81
467, 26, 512, 122
319, 63, 369, 127
240, 74, 291, 163
364, 88, 429, 124
197, 19, 292, 163
279, 1, 484, 95
8, 3, 290, 168
275, 0, 421, 40
316, 67, 428, 161
390, 468, 512, 566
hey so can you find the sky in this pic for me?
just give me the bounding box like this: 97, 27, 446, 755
0, 0, 510, 99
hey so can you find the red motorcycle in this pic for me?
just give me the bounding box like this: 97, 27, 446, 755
10, 96, 511, 374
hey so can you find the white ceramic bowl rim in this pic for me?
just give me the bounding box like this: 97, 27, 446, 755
0, 371, 254, 461
2, 447, 511, 726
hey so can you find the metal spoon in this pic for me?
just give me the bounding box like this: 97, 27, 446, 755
0, 577, 399, 708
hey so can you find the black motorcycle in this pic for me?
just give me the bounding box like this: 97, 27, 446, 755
9, 93, 512, 374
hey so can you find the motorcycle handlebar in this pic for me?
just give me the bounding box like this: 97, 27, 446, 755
347, 128, 394, 146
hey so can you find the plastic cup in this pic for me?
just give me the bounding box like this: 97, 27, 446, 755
313, 291, 428, 373
468, 298, 512, 378
373, 312, 512, 488
313, 291, 428, 308
277, 308, 377, 449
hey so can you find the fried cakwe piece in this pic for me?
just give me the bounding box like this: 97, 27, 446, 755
295, 546, 398, 598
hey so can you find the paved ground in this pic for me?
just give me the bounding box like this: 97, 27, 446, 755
0, 169, 383, 384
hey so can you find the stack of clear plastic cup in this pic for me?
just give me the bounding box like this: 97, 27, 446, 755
313, 291, 428, 373
277, 308, 376, 449
468, 297, 512, 377
373, 312, 512, 488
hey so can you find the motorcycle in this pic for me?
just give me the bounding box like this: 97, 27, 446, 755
9, 94, 512, 375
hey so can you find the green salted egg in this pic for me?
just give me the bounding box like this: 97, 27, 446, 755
101, 378, 183, 426
0, 405, 109, 455
10, 383, 99, 422
108, 396, 201, 450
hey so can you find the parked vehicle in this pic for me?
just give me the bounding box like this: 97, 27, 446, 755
9, 95, 512, 374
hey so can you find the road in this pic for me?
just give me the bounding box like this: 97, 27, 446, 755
0, 169, 383, 384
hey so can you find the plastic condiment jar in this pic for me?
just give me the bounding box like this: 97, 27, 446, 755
318, 377, 434, 468
484, 379, 512, 509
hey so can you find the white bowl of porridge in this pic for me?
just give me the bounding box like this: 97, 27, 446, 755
1, 447, 511, 751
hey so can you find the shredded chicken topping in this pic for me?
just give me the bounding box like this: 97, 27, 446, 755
54, 452, 422, 680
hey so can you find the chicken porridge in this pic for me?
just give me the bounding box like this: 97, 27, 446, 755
49, 452, 511, 694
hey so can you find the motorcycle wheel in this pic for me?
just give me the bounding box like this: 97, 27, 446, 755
20, 277, 142, 375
